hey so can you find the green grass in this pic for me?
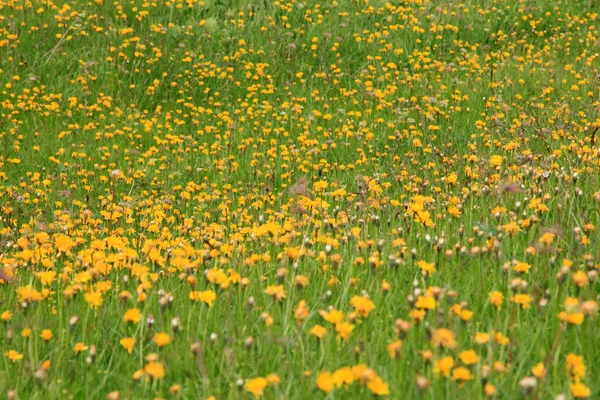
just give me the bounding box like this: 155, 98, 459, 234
0, 0, 599, 399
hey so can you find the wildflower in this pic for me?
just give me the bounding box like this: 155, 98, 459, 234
572, 271, 589, 288
511, 294, 533, 309
566, 354, 586, 379
264, 285, 286, 301
310, 325, 327, 339
189, 290, 217, 307
489, 291, 504, 309
452, 367, 473, 382
294, 300, 309, 323
513, 262, 531, 273
367, 377, 390, 396
322, 309, 344, 324
74, 343, 89, 353
123, 308, 142, 324
532, 362, 545, 378
433, 357, 454, 377
489, 155, 503, 168
335, 322, 355, 340
474, 332, 490, 344
144, 361, 165, 380
571, 380, 591, 398
519, 377, 537, 395
492, 331, 510, 345
266, 374, 280, 386
415, 295, 436, 310
84, 291, 103, 309
1, 311, 12, 322
154, 332, 170, 347
417, 260, 436, 276
387, 340, 403, 359
350, 296, 375, 317
503, 221, 521, 236
485, 383, 497, 396
316, 372, 335, 393
5, 350, 23, 362
431, 328, 457, 349
120, 337, 135, 354
458, 350, 479, 365
245, 377, 268, 398
40, 329, 53, 341
333, 367, 354, 387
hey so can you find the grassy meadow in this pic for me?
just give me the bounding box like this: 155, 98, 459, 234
0, 0, 599, 398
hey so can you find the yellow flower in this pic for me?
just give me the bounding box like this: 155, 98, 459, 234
367, 377, 390, 396
431, 328, 457, 349
123, 308, 142, 324
266, 374, 280, 386
154, 332, 170, 347
566, 353, 586, 380
245, 377, 268, 398
73, 342, 89, 353
322, 309, 344, 325
532, 362, 545, 378
40, 329, 53, 341
415, 295, 436, 310
350, 295, 375, 317
566, 312, 585, 325
452, 367, 473, 382
316, 372, 335, 393
474, 332, 490, 344
17, 285, 43, 302
571, 380, 591, 398
264, 285, 287, 301
5, 350, 23, 362
120, 337, 135, 353
502, 220, 521, 236
489, 291, 504, 310
489, 155, 503, 167
190, 290, 217, 307
513, 262, 531, 273
144, 361, 165, 380
485, 383, 497, 396
433, 357, 454, 377
332, 367, 354, 387
493, 331, 510, 345
387, 339, 403, 359
511, 294, 532, 309
335, 322, 355, 340
458, 350, 479, 365
84, 291, 103, 309
294, 300, 309, 323
21, 328, 32, 338
310, 325, 327, 339
572, 271, 589, 288
417, 260, 436, 275
1, 311, 12, 322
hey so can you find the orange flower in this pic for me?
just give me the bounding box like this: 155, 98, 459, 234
120, 337, 135, 354
40, 329, 53, 341
350, 296, 375, 317
123, 308, 142, 324
189, 290, 217, 306
5, 350, 23, 362
73, 342, 88, 353
316, 372, 335, 393
245, 377, 268, 398
431, 328, 457, 349
310, 325, 327, 339
154, 332, 170, 347
144, 361, 165, 380
335, 322, 355, 340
